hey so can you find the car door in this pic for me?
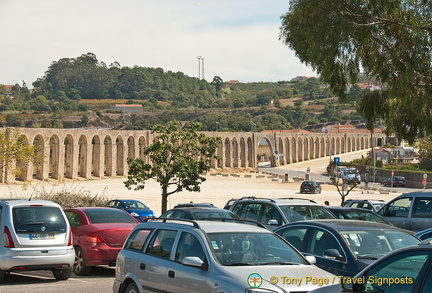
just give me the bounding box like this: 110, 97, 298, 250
303, 228, 348, 276
410, 197, 432, 232
163, 231, 214, 293
379, 197, 412, 230
136, 229, 178, 292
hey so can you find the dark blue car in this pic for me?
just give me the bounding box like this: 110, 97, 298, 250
274, 220, 419, 277
107, 199, 155, 221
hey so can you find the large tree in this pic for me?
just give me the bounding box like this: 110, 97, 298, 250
280, 0, 432, 143
124, 121, 221, 214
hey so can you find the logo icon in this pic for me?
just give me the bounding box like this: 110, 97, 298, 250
248, 273, 262, 288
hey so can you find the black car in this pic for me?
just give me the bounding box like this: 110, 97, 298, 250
309, 241, 432, 293
300, 180, 322, 194
326, 206, 394, 226
160, 207, 240, 220
274, 220, 420, 277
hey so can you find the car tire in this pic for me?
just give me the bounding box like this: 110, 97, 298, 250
125, 282, 140, 293
0, 270, 5, 282
73, 247, 92, 276
53, 267, 72, 280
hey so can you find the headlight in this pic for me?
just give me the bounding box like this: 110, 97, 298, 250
130, 212, 139, 217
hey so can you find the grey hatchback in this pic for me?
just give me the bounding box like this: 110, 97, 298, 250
377, 191, 432, 232
0, 199, 74, 282
113, 218, 336, 293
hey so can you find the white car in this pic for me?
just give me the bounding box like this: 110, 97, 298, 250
113, 218, 336, 293
0, 199, 75, 282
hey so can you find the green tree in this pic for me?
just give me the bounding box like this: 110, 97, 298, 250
280, 0, 432, 143
0, 128, 37, 183
124, 121, 221, 213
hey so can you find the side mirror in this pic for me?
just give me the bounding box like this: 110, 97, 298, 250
305, 255, 316, 264
182, 256, 208, 271
268, 219, 279, 226
323, 249, 345, 262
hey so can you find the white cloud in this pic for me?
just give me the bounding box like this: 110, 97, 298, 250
0, 0, 315, 86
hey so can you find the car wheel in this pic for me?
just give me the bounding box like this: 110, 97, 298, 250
125, 282, 140, 293
53, 267, 72, 280
0, 270, 5, 282
73, 247, 92, 276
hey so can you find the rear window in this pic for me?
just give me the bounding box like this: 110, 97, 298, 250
84, 208, 137, 224
13, 206, 67, 233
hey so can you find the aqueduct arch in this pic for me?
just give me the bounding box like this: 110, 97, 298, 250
0, 128, 382, 183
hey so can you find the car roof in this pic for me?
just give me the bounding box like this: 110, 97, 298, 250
173, 203, 216, 208
167, 207, 232, 212
140, 218, 269, 234
276, 219, 406, 231
345, 199, 385, 203
393, 191, 432, 198
0, 199, 61, 206
232, 196, 318, 205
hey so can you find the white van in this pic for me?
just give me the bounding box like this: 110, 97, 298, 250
0, 199, 75, 282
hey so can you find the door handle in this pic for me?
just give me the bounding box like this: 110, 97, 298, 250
168, 270, 175, 278
140, 263, 146, 270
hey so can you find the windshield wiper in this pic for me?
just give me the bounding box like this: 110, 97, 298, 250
256, 261, 300, 265
226, 263, 253, 266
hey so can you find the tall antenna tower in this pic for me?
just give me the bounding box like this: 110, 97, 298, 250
197, 56, 202, 79
201, 58, 204, 80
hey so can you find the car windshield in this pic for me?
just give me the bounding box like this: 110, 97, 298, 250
341, 230, 419, 260
13, 206, 67, 233
332, 209, 391, 225
123, 200, 148, 209
194, 211, 239, 219
208, 232, 308, 266
84, 209, 137, 224
280, 205, 335, 222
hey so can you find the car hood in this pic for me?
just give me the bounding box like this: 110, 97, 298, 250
127, 208, 154, 216
220, 264, 337, 291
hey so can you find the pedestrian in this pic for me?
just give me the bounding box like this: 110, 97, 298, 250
324, 201, 329, 206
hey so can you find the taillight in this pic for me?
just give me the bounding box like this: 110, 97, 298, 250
85, 234, 104, 243
68, 229, 73, 246
4, 226, 15, 248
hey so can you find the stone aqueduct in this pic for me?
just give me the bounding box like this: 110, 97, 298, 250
1, 128, 381, 183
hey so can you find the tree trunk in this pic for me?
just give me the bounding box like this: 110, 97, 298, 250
161, 186, 169, 215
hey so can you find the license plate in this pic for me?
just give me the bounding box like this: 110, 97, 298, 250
29, 233, 55, 240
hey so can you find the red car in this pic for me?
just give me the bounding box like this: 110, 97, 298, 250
382, 176, 406, 187
64, 207, 138, 275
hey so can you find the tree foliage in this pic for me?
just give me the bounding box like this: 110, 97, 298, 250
124, 121, 221, 213
280, 0, 432, 143
0, 128, 37, 182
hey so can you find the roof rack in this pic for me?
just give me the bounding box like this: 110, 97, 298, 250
173, 203, 216, 208
199, 217, 266, 229
144, 217, 201, 228
276, 197, 317, 203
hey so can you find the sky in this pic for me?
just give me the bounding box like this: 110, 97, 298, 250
0, 0, 316, 87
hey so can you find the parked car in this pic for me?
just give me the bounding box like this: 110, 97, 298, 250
300, 180, 322, 194
106, 199, 154, 221
343, 199, 386, 212
382, 175, 406, 187
309, 241, 432, 293
274, 219, 420, 277
160, 206, 240, 220
377, 191, 432, 232
113, 218, 336, 293
326, 206, 394, 225
173, 202, 216, 208
414, 228, 432, 240
0, 199, 74, 282
228, 196, 336, 229
64, 207, 138, 275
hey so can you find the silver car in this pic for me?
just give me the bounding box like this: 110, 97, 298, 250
0, 199, 75, 282
113, 219, 336, 293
